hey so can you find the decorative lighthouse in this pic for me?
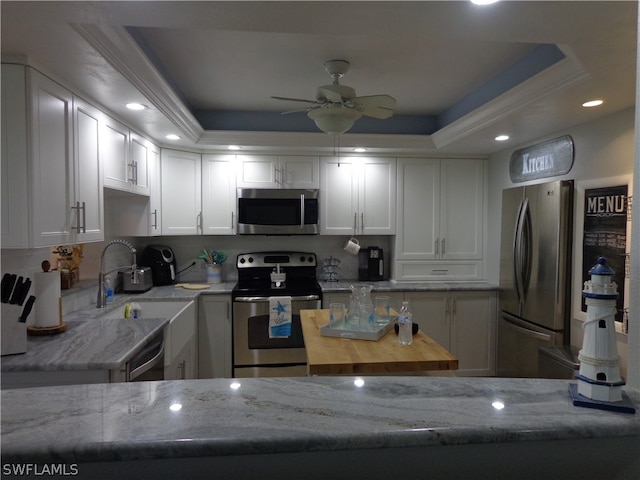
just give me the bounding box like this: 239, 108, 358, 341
575, 257, 624, 402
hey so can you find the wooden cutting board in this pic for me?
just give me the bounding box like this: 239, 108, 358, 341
175, 283, 210, 290
300, 309, 458, 375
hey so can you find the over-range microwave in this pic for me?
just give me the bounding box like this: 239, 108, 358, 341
237, 188, 319, 235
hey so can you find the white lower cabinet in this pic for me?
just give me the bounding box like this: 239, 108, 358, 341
198, 295, 232, 378
405, 290, 496, 376
164, 301, 198, 380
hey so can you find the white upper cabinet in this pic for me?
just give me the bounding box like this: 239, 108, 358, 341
129, 132, 151, 195
147, 143, 161, 235
237, 155, 319, 189
1, 66, 104, 247
73, 98, 104, 243
1, 64, 29, 248
161, 149, 202, 235
202, 154, 237, 235
102, 117, 149, 195
394, 158, 485, 281
320, 157, 396, 235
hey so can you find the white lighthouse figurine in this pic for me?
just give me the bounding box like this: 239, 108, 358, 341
576, 256, 624, 402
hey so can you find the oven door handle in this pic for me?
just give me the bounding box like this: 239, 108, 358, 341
234, 295, 321, 303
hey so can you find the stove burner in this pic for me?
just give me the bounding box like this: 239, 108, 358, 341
233, 251, 321, 298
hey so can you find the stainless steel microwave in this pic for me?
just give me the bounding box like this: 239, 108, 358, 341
237, 188, 319, 235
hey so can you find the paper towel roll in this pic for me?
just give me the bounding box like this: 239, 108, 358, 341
33, 271, 62, 328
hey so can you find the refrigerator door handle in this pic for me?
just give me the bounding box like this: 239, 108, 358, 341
513, 198, 526, 304
502, 314, 552, 342
521, 198, 533, 301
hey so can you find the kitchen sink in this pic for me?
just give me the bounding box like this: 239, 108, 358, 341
99, 300, 191, 320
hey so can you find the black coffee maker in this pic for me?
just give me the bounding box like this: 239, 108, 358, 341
358, 247, 385, 281
140, 245, 177, 286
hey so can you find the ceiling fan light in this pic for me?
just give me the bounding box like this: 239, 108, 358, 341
308, 106, 362, 134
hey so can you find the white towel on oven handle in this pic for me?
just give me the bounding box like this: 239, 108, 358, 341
269, 296, 292, 338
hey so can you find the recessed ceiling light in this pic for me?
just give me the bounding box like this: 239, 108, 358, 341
495, 135, 510, 141
228, 145, 241, 150
126, 103, 146, 111
165, 134, 181, 140
353, 147, 367, 153
470, 0, 500, 5
582, 99, 604, 108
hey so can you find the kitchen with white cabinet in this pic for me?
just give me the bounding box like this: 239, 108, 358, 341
1, 2, 639, 478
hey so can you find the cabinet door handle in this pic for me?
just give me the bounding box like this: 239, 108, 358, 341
353, 212, 357, 233
151, 209, 158, 230
231, 211, 235, 231
72, 201, 86, 233
197, 211, 202, 232
128, 162, 135, 184
441, 239, 446, 256
360, 212, 364, 233
435, 238, 439, 256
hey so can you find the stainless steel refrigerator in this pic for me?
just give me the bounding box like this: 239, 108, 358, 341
497, 180, 574, 377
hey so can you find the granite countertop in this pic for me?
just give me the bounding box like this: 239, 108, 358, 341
1, 376, 638, 465
0, 283, 235, 372
319, 280, 498, 292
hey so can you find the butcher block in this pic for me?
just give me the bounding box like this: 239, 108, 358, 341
300, 309, 458, 375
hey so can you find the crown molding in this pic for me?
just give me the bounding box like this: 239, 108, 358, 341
71, 23, 203, 143
431, 45, 589, 149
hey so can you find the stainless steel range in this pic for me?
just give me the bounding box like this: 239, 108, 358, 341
232, 251, 322, 377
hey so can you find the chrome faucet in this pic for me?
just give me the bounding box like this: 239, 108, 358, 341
97, 239, 139, 308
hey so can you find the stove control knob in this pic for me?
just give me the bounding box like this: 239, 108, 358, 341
308, 256, 314, 263
248, 257, 254, 263
239, 257, 246, 264
300, 256, 306, 262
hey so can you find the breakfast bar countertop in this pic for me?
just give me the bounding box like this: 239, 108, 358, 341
1, 376, 639, 479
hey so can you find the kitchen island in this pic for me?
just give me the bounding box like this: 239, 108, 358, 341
1, 376, 638, 480
300, 309, 458, 374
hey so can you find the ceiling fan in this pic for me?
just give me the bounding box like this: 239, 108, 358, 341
271, 60, 397, 135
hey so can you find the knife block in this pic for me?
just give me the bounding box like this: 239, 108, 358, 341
1, 303, 27, 355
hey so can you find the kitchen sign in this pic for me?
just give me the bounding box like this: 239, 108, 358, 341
509, 135, 574, 183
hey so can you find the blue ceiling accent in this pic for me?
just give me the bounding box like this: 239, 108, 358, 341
128, 25, 565, 136
194, 110, 439, 134
437, 44, 566, 129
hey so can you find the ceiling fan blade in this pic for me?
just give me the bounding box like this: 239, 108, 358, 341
271, 96, 322, 105
280, 106, 316, 115
352, 95, 397, 119
317, 86, 345, 103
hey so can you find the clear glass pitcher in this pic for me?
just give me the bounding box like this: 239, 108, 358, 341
346, 284, 374, 329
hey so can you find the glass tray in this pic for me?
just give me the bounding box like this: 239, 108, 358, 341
319, 318, 396, 341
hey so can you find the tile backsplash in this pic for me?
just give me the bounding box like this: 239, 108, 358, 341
1, 234, 392, 293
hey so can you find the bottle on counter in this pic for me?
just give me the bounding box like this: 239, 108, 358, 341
397, 301, 413, 345
104, 276, 114, 305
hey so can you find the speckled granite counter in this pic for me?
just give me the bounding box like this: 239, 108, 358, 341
1, 377, 638, 479
1, 283, 235, 374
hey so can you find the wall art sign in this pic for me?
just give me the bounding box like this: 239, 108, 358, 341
509, 135, 574, 183
581, 184, 628, 322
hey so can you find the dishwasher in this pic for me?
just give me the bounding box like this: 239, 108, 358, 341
112, 330, 165, 382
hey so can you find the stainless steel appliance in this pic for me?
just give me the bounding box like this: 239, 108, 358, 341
140, 245, 176, 286
498, 180, 574, 377
232, 251, 322, 377
358, 247, 385, 281
236, 188, 319, 235
119, 267, 153, 293
110, 330, 165, 382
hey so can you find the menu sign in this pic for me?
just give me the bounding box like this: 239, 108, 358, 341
581, 184, 628, 321
509, 135, 574, 183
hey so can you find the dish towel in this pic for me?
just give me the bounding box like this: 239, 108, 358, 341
269, 296, 292, 338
